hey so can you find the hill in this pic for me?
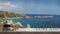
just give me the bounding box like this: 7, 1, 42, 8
0, 11, 26, 18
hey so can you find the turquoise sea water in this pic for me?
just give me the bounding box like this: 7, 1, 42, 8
12, 14, 60, 28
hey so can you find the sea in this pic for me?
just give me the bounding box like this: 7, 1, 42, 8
11, 14, 60, 28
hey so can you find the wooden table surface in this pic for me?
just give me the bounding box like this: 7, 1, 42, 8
0, 32, 60, 34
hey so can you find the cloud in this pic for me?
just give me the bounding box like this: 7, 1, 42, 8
0, 2, 24, 11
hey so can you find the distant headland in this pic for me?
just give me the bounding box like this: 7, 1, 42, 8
0, 11, 26, 18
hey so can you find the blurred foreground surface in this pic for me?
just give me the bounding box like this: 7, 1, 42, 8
0, 32, 60, 34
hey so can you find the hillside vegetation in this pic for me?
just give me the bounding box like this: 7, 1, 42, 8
0, 11, 25, 18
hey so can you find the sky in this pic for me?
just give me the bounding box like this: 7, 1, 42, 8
0, 0, 60, 15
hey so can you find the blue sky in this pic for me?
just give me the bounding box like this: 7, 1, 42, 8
0, 0, 60, 15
